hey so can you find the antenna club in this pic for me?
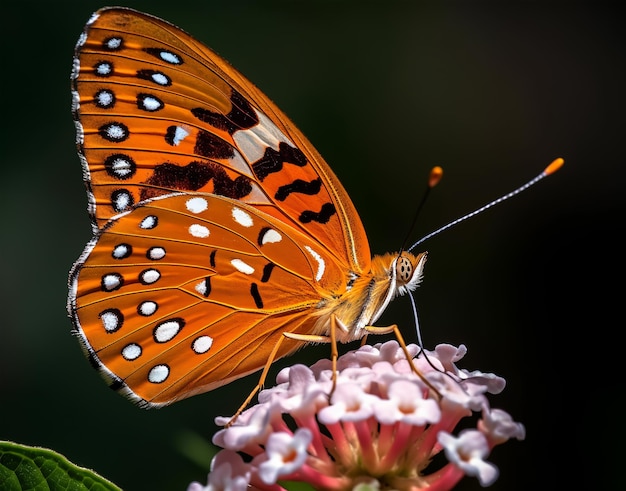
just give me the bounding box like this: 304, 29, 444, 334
429, 166, 444, 188
544, 158, 564, 175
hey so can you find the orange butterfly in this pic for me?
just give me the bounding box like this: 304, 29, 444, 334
70, 7, 509, 414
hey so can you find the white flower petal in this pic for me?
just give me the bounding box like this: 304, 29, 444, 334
258, 429, 312, 484
438, 430, 499, 487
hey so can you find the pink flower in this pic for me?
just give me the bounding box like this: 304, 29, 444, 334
187, 450, 251, 491
189, 340, 524, 490
437, 430, 499, 487
257, 428, 312, 484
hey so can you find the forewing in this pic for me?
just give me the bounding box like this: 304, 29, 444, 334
72, 7, 370, 272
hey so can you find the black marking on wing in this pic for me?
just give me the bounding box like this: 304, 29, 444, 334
194, 130, 234, 159
140, 162, 252, 200
261, 263, 275, 283
251, 142, 307, 181
191, 90, 258, 134
250, 283, 263, 308
299, 203, 337, 224
275, 178, 322, 201
201, 276, 211, 297
209, 250, 217, 268
109, 378, 125, 391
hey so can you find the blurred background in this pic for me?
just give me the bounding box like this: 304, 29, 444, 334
1, 1, 621, 489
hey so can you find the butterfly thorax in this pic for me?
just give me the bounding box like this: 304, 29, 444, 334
314, 251, 427, 343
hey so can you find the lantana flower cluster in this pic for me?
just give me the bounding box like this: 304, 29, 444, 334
188, 340, 525, 491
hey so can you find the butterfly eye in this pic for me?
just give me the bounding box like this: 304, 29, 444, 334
396, 256, 413, 284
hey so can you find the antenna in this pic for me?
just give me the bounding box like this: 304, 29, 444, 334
408, 158, 564, 252
399, 166, 444, 252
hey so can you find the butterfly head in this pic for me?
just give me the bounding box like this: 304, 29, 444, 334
392, 251, 428, 297
356, 251, 428, 330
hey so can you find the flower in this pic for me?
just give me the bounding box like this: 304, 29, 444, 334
189, 340, 524, 491
187, 450, 250, 491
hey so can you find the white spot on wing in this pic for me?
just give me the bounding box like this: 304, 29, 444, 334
147, 247, 166, 260
154, 320, 182, 342
74, 120, 84, 145
71, 58, 81, 81
96, 90, 114, 107
102, 274, 122, 291
140, 95, 163, 111
100, 311, 120, 332
159, 50, 182, 64
171, 126, 189, 145
192, 336, 213, 354
141, 269, 161, 284
86, 12, 100, 27
110, 156, 133, 178
186, 197, 208, 213
71, 88, 80, 112
95, 62, 112, 75
113, 191, 131, 212
232, 109, 294, 162
148, 364, 169, 383
104, 124, 126, 140
76, 32, 88, 49
140, 215, 158, 229
232, 207, 253, 227
195, 281, 207, 296
231, 258, 254, 275
138, 301, 157, 316
105, 37, 122, 49
112, 244, 130, 259
151, 72, 170, 85
189, 224, 209, 238
261, 229, 282, 245
305, 246, 325, 282
122, 343, 142, 360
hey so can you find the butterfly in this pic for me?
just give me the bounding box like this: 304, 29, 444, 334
67, 7, 449, 413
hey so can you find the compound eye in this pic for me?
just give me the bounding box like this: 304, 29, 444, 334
396, 256, 413, 283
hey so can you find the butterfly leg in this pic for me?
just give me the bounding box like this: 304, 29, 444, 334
329, 314, 339, 398
283, 313, 341, 399
227, 328, 336, 427
226, 334, 288, 427
365, 324, 441, 398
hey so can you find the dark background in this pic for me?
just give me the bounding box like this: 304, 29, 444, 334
1, 1, 621, 490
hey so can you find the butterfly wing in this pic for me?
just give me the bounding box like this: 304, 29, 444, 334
69, 193, 346, 406
72, 7, 370, 272
70, 7, 380, 406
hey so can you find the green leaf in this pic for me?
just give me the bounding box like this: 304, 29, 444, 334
279, 481, 317, 491
0, 441, 121, 491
